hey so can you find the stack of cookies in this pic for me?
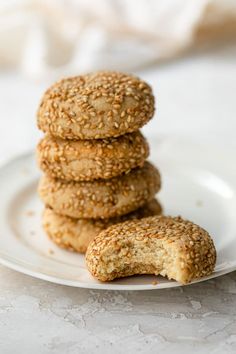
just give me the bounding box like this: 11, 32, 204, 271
37, 71, 162, 253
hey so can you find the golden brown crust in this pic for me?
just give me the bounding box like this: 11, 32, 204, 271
43, 199, 162, 253
85, 216, 216, 284
37, 131, 149, 181
37, 71, 155, 140
38, 161, 161, 219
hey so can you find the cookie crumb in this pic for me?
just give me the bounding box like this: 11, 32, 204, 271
196, 200, 203, 207
152, 280, 158, 285
26, 210, 35, 217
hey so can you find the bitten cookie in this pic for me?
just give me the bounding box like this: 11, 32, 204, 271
43, 199, 162, 253
38, 161, 161, 219
37, 71, 155, 140
37, 131, 149, 181
86, 216, 216, 284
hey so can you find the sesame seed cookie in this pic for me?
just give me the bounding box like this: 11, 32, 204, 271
38, 161, 161, 219
43, 199, 162, 253
37, 71, 155, 140
86, 216, 216, 284
37, 131, 149, 181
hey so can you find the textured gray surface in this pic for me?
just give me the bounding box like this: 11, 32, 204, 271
0, 266, 235, 354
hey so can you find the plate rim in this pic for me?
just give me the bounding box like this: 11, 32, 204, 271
0, 139, 236, 290
1, 251, 235, 290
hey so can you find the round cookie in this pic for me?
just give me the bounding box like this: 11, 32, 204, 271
86, 215, 217, 284
37, 71, 155, 140
38, 161, 161, 219
43, 199, 162, 253
37, 131, 149, 181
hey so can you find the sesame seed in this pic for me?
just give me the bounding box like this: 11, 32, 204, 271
38, 162, 161, 219
37, 71, 155, 139
85, 215, 216, 284
37, 131, 149, 181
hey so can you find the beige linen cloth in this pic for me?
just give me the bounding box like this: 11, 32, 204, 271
0, 0, 236, 79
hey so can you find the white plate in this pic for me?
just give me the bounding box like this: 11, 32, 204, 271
0, 135, 236, 290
